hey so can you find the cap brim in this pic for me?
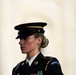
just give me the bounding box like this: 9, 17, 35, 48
16, 32, 34, 39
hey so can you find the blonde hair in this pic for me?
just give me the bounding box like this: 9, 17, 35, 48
34, 33, 49, 48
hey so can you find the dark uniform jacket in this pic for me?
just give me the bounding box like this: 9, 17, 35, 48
12, 52, 63, 75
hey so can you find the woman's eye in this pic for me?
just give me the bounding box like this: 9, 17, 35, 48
20, 37, 27, 40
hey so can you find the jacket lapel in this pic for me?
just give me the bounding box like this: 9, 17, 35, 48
27, 52, 44, 74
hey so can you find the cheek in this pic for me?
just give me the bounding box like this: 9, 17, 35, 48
26, 39, 37, 49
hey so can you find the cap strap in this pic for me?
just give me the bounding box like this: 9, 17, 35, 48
26, 26, 43, 28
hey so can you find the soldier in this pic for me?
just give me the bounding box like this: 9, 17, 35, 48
12, 22, 63, 75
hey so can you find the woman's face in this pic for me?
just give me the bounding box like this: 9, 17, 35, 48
19, 35, 41, 54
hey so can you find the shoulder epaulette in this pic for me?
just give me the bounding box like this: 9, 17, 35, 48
42, 56, 53, 61
42, 56, 51, 59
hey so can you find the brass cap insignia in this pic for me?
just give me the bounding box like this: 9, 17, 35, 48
34, 61, 38, 65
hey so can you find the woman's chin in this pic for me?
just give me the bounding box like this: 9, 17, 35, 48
21, 51, 26, 54
21, 50, 28, 54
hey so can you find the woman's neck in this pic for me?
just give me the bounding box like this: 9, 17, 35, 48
27, 50, 40, 60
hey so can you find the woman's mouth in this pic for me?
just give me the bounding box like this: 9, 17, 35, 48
20, 47, 25, 50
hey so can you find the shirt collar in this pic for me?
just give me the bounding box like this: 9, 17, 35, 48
26, 52, 40, 66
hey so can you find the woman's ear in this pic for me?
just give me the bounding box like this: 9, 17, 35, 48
37, 37, 42, 45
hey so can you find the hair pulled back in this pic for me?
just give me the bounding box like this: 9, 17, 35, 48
34, 33, 49, 48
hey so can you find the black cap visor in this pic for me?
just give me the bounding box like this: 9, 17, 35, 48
16, 28, 44, 39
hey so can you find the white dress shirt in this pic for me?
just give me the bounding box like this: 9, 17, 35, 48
26, 52, 40, 66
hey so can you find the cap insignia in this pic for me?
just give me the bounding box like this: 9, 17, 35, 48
34, 61, 38, 65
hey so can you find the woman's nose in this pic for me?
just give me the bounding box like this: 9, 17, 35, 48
19, 39, 25, 45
